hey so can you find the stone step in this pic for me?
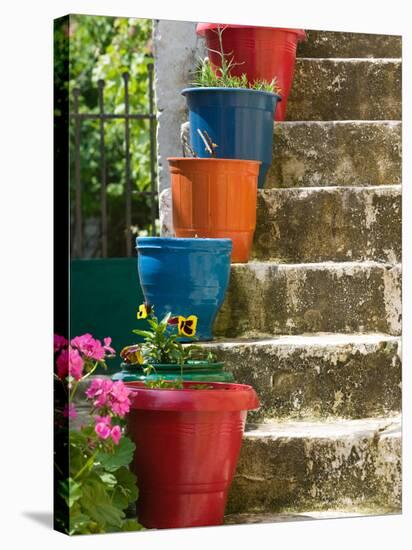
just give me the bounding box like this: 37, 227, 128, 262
225, 508, 400, 525
298, 30, 401, 59
182, 121, 401, 188
201, 334, 401, 422
226, 416, 401, 514
268, 121, 401, 188
214, 262, 401, 337
253, 185, 401, 263
287, 58, 401, 120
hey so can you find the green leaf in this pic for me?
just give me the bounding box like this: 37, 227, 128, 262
99, 472, 117, 488
121, 519, 145, 531
132, 329, 155, 339
111, 467, 138, 508
96, 436, 135, 472
59, 477, 83, 508
80, 479, 124, 528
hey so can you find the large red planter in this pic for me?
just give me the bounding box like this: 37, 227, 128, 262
196, 23, 306, 121
126, 381, 260, 529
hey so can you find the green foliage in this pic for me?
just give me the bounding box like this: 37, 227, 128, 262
193, 26, 281, 94
67, 15, 156, 254
60, 427, 142, 535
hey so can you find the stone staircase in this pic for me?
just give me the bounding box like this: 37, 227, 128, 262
194, 29, 402, 521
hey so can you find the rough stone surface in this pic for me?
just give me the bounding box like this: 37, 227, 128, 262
153, 20, 205, 193
253, 185, 401, 263
286, 59, 401, 120
226, 417, 401, 513
214, 262, 402, 337
225, 508, 399, 525
267, 121, 401, 188
298, 31, 401, 58
181, 120, 402, 189
201, 334, 401, 422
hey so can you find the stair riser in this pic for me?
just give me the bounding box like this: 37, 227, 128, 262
267, 122, 401, 188
253, 187, 401, 263
298, 31, 401, 59
227, 428, 401, 513
205, 339, 401, 422
214, 264, 401, 337
182, 121, 402, 188
287, 59, 401, 120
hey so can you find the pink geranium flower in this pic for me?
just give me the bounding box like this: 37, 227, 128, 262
68, 348, 84, 380
54, 334, 68, 353
85, 378, 113, 407
95, 420, 111, 440
110, 425, 122, 445
103, 337, 115, 355
56, 349, 69, 379
71, 333, 105, 361
63, 403, 78, 419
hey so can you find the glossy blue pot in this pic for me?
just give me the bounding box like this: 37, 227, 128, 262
136, 237, 232, 341
182, 87, 281, 188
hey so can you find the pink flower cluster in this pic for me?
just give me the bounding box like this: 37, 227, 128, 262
85, 378, 132, 417
54, 333, 115, 381
94, 416, 122, 445
56, 348, 84, 380
71, 334, 115, 361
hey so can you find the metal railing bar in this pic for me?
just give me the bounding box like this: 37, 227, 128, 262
73, 88, 82, 257
98, 80, 108, 257
70, 113, 155, 120
123, 72, 132, 257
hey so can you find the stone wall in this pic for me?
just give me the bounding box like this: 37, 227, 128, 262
153, 20, 205, 213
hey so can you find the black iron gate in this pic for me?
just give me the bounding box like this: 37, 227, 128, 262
70, 64, 157, 258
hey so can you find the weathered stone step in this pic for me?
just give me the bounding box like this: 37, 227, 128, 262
202, 334, 401, 422
182, 121, 402, 188
227, 416, 401, 514
253, 185, 401, 263
267, 121, 401, 188
214, 262, 401, 337
225, 508, 400, 525
298, 30, 401, 59
287, 58, 401, 120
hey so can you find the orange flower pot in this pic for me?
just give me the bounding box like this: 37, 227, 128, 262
168, 158, 260, 263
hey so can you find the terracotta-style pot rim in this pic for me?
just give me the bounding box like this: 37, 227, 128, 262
126, 380, 260, 412
196, 23, 307, 41
182, 86, 282, 101
168, 157, 261, 166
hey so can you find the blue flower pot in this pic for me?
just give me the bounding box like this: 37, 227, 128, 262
182, 87, 281, 188
136, 237, 232, 341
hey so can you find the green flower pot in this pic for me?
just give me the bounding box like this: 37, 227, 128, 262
112, 361, 234, 383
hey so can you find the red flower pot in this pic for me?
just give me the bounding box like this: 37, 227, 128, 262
196, 23, 306, 121
126, 381, 260, 529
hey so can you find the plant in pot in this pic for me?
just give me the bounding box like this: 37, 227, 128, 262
182, 25, 282, 188
53, 333, 143, 535
169, 139, 260, 262
112, 304, 234, 383
121, 311, 260, 529
136, 236, 232, 340
196, 23, 306, 121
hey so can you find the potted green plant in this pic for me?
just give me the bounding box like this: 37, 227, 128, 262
182, 26, 282, 188
120, 308, 260, 529
53, 333, 143, 535
112, 303, 234, 384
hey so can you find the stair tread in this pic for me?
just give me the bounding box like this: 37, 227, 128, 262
225, 509, 400, 524
244, 415, 401, 439
203, 332, 400, 347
